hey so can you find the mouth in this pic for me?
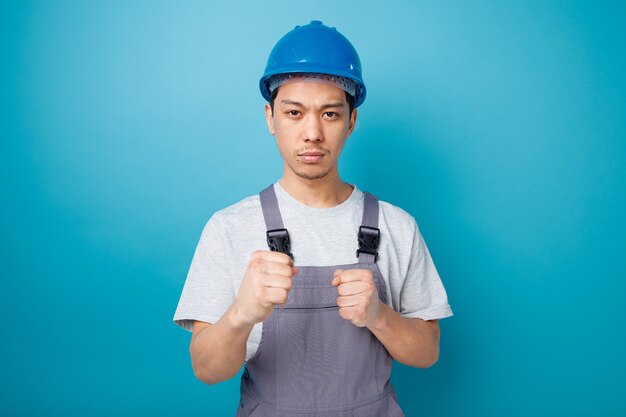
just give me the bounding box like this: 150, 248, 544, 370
298, 151, 326, 164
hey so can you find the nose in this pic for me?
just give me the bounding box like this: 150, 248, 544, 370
302, 114, 323, 142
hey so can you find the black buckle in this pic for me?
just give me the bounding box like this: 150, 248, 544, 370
266, 228, 294, 260
357, 225, 380, 261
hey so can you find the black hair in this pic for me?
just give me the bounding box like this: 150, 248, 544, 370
269, 86, 355, 118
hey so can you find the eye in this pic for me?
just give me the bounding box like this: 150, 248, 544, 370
286, 110, 301, 117
323, 111, 340, 119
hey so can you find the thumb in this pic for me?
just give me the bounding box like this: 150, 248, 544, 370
333, 269, 344, 285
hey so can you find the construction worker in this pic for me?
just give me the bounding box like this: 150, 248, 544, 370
174, 20, 453, 417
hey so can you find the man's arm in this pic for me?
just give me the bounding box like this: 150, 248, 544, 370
189, 250, 297, 385
367, 304, 440, 368
189, 303, 253, 385
332, 269, 441, 368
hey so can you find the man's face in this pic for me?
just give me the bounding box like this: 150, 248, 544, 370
265, 80, 357, 181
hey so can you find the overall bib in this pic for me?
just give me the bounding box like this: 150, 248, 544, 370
236, 185, 405, 417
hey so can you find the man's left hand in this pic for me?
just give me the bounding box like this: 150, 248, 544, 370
331, 269, 382, 328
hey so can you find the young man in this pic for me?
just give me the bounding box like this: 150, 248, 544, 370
173, 20, 453, 417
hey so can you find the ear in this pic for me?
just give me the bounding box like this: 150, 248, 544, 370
265, 103, 275, 136
346, 108, 358, 137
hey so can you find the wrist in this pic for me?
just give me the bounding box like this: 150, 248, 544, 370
367, 300, 388, 331
228, 302, 253, 330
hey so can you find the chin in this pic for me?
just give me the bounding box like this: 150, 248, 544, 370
293, 166, 333, 180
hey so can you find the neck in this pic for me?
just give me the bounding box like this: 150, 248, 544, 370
279, 173, 354, 208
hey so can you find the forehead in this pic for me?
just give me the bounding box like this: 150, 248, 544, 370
275, 80, 347, 104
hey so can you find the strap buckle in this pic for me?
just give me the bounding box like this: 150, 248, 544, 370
356, 225, 380, 261
266, 228, 294, 260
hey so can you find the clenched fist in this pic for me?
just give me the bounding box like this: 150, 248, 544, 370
233, 250, 298, 326
332, 269, 382, 328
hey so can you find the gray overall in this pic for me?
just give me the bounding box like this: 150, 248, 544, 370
236, 185, 405, 417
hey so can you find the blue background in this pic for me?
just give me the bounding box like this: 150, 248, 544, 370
2, 1, 625, 416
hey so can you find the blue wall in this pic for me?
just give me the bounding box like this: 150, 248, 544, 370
2, 1, 625, 416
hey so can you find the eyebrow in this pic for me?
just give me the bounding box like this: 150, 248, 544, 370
280, 99, 346, 110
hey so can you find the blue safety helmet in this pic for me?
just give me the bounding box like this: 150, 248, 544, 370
259, 20, 367, 108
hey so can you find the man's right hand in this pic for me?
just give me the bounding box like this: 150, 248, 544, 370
233, 250, 298, 326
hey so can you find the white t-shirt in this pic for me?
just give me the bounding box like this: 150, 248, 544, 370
173, 181, 453, 361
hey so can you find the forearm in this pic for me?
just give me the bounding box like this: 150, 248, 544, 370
367, 302, 440, 368
190, 303, 253, 384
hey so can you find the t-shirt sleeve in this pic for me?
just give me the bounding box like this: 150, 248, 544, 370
173, 213, 236, 332
399, 218, 453, 321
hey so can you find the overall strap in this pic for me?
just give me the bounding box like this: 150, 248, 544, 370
357, 191, 381, 263
259, 184, 294, 260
